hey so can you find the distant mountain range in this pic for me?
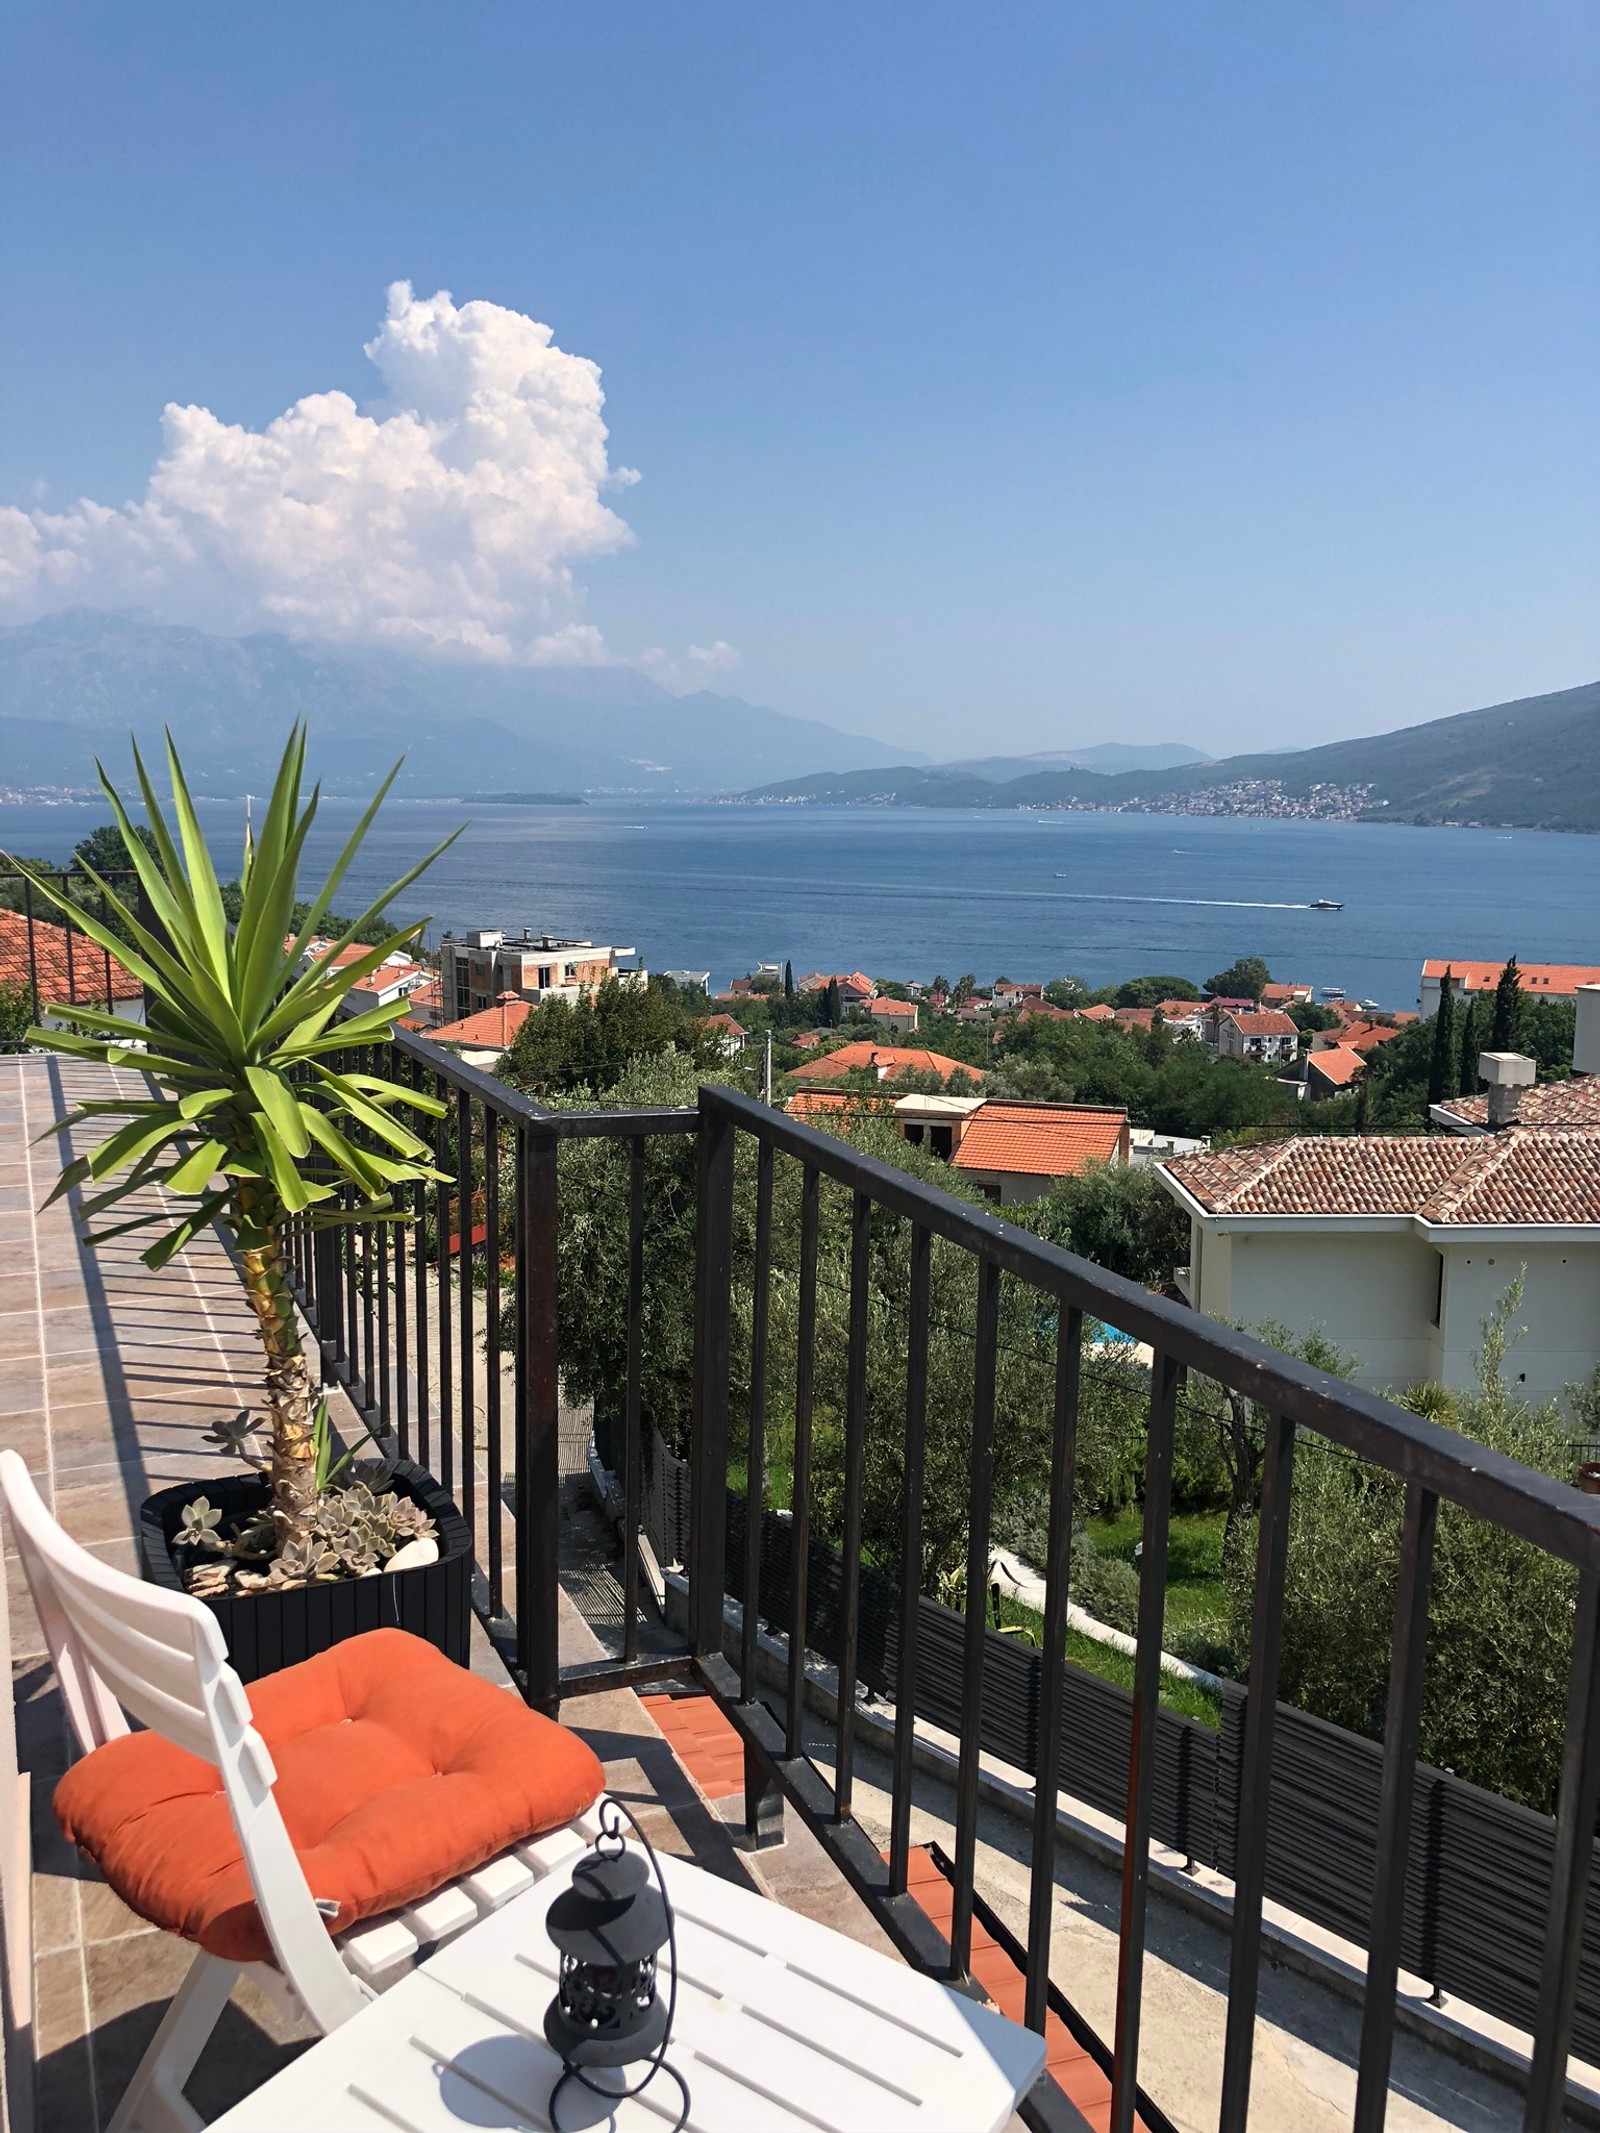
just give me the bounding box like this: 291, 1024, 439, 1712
0, 611, 916, 797
742, 681, 1600, 833
942, 742, 1213, 778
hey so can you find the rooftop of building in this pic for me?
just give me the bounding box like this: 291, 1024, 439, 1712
951, 1101, 1128, 1179
786, 1042, 983, 1086
1163, 1125, 1600, 1224
1305, 1045, 1367, 1089
428, 996, 533, 1049
0, 909, 143, 1005
1436, 1076, 1600, 1132
1421, 959, 1600, 991
1222, 1009, 1300, 1037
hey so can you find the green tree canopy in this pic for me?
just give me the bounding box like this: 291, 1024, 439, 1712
497, 977, 722, 1099
1203, 956, 1271, 1001
1115, 975, 1201, 1009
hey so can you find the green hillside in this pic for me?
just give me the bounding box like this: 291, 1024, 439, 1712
741, 680, 1600, 831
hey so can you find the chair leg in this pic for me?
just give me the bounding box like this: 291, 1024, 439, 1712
105, 1949, 239, 2133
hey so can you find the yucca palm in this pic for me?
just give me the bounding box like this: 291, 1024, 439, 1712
21, 726, 459, 1545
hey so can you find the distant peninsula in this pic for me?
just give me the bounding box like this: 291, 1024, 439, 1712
456, 790, 586, 805
735, 680, 1600, 834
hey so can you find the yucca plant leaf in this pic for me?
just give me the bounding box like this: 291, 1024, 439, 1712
245, 1066, 312, 1158
142, 1194, 231, 1271
166, 1138, 228, 1194
162, 733, 235, 986
39, 1155, 93, 1207
178, 1087, 232, 1122
88, 1114, 185, 1180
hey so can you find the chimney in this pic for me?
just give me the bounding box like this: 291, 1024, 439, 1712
1576, 984, 1600, 1077
1478, 1050, 1536, 1128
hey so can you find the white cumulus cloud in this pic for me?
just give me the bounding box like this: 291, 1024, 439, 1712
0, 283, 650, 661
635, 639, 743, 691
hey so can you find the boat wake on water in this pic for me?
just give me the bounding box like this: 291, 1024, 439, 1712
1050, 891, 1336, 911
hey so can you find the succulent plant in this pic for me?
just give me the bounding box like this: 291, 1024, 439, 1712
182, 1480, 436, 1595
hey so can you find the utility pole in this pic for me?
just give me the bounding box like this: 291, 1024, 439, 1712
763, 1030, 773, 1105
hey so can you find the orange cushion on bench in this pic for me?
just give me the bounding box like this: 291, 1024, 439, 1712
54, 1627, 604, 1963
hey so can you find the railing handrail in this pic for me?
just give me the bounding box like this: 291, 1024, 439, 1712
697, 1081, 1600, 1573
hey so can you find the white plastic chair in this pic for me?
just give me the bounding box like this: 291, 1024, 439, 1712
0, 1451, 595, 2133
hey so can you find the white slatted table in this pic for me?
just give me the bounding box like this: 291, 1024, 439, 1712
212, 1842, 1046, 2133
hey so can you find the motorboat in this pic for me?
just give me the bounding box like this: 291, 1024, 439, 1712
1309, 898, 1343, 911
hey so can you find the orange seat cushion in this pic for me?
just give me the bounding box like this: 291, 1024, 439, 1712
55, 1628, 604, 1962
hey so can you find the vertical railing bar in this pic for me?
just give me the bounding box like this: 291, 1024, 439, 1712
98, 883, 112, 1015
342, 1192, 359, 1381
483, 1107, 504, 1615
739, 1141, 774, 1696
689, 1103, 734, 1656
63, 878, 76, 1008
1524, 1567, 1600, 2128
375, 1217, 391, 1438
888, 1220, 931, 1899
1110, 1347, 1180, 2133
1352, 1481, 1439, 2132
1024, 1299, 1083, 2033
457, 1087, 476, 1548
786, 1163, 820, 1761
359, 1211, 376, 1413
1218, 1409, 1298, 2131
393, 1201, 411, 1462
21, 878, 39, 1029
950, 1253, 1001, 1980
518, 1126, 561, 1713
411, 1053, 431, 1473
835, 1187, 872, 1821
623, 1137, 647, 1663
435, 1073, 455, 1499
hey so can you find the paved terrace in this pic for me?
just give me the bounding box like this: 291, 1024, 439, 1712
0, 1054, 1581, 2131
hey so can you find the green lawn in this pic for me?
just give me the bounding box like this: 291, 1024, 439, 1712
989, 1590, 1221, 1726
1086, 1508, 1230, 1644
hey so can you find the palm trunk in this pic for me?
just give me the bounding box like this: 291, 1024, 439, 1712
237, 1209, 317, 1542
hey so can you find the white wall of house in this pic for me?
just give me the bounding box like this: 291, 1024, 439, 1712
1439, 1243, 1600, 1400
1183, 1213, 1600, 1402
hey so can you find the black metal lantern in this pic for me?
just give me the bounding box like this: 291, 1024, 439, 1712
543, 1796, 688, 2129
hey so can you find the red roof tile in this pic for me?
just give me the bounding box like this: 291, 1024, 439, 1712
1305, 1045, 1366, 1089
952, 1101, 1127, 1179
0, 908, 141, 1005
1165, 1128, 1600, 1223
786, 1042, 983, 1086
1423, 960, 1600, 993
1437, 1079, 1600, 1130
429, 999, 531, 1048
1224, 1010, 1299, 1038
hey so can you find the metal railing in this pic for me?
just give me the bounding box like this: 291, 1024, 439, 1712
297, 1026, 1600, 2133
0, 866, 144, 1046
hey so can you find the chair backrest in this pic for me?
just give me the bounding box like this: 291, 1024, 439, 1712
0, 1453, 363, 2028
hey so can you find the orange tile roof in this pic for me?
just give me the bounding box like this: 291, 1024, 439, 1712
787, 1042, 983, 1086
1437, 1079, 1600, 1130
1423, 960, 1600, 994
0, 908, 141, 1004
1165, 1128, 1600, 1224
785, 1089, 894, 1123
1225, 1009, 1299, 1038
428, 999, 532, 1049
1113, 1007, 1158, 1029
867, 997, 917, 1017
951, 1101, 1127, 1179
1261, 982, 1312, 1003
1340, 1021, 1404, 1053
703, 1012, 746, 1034
1305, 1045, 1366, 1089
1074, 1003, 1116, 1021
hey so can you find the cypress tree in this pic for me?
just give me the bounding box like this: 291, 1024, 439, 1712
1457, 994, 1480, 1097
1491, 956, 1522, 1052
1428, 970, 1456, 1106
826, 977, 840, 1026
783, 959, 794, 1000
1355, 1070, 1371, 1131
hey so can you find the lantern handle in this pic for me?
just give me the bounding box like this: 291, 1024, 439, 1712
550, 1790, 690, 2133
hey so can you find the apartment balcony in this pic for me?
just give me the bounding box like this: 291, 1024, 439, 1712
4, 1040, 1600, 2132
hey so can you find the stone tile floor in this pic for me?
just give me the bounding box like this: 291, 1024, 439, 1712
0, 1054, 897, 2132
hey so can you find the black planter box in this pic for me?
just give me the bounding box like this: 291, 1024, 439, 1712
140, 1458, 472, 1683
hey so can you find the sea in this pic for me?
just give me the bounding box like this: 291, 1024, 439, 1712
4, 797, 1598, 1015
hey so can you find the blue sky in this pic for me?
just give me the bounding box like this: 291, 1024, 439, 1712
2, 2, 1596, 756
